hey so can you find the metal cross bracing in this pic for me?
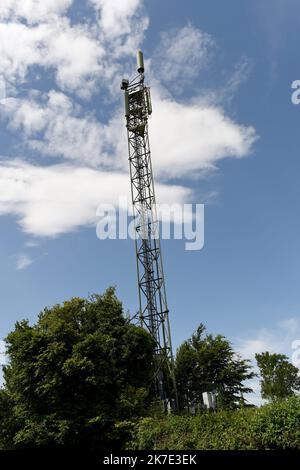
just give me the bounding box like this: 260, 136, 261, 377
121, 52, 178, 410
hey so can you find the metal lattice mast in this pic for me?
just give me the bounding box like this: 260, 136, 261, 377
121, 51, 177, 408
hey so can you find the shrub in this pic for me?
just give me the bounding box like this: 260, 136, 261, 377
250, 396, 300, 450
126, 397, 300, 450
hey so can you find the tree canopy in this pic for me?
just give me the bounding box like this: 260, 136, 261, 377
175, 324, 255, 410
4, 288, 295, 451
0, 288, 155, 450
256, 351, 300, 402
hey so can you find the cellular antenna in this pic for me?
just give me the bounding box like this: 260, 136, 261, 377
121, 51, 178, 410
137, 50, 145, 73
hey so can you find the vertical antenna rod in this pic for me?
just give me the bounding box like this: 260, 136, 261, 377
121, 51, 177, 410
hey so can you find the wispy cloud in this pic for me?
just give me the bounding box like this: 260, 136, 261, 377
16, 253, 34, 270
153, 23, 215, 94
25, 240, 40, 248
249, 0, 300, 81
222, 55, 253, 105
236, 317, 300, 360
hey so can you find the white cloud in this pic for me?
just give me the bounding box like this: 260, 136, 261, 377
0, 0, 148, 97
16, 253, 34, 270
0, 19, 104, 97
43, 22, 104, 97
4, 91, 113, 167
4, 94, 48, 135
0, 160, 192, 237
0, 22, 48, 85
0, 0, 73, 24
149, 88, 257, 178
91, 0, 143, 39
153, 24, 215, 93
2, 88, 257, 178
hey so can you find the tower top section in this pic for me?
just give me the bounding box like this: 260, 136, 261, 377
120, 50, 145, 91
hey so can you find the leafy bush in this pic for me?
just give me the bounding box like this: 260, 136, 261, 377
250, 396, 300, 450
125, 397, 300, 450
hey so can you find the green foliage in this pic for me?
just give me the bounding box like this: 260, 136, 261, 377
126, 411, 255, 450
250, 396, 300, 449
0, 389, 16, 449
2, 292, 299, 452
175, 324, 255, 410
256, 351, 300, 402
126, 397, 300, 450
0, 288, 155, 450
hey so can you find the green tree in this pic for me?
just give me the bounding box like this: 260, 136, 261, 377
255, 351, 300, 402
0, 288, 155, 450
175, 324, 255, 410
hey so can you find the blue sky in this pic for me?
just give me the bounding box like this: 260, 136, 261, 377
0, 0, 300, 403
